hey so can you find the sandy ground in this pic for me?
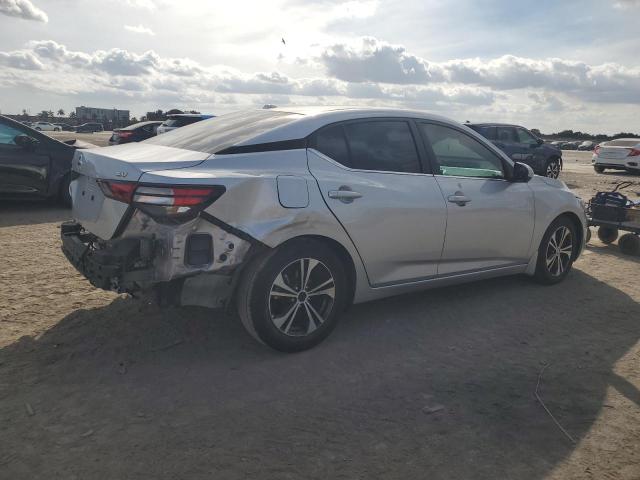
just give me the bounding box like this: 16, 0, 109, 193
1, 151, 639, 479
48, 131, 114, 147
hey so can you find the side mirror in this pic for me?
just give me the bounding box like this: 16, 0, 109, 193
14, 135, 39, 151
512, 162, 534, 183
536, 138, 544, 145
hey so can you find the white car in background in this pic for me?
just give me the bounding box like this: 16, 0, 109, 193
156, 113, 215, 134
61, 107, 587, 352
33, 121, 61, 132
593, 138, 640, 174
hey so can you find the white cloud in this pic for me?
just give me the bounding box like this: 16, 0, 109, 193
120, 0, 156, 9
0, 50, 43, 70
614, 0, 640, 8
124, 24, 155, 36
0, 0, 47, 22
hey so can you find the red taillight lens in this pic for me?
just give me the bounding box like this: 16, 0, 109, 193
98, 180, 137, 203
117, 131, 133, 138
594, 145, 601, 155
628, 148, 640, 157
133, 186, 225, 207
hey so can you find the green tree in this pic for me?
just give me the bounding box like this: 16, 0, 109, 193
38, 110, 50, 120
57, 109, 65, 117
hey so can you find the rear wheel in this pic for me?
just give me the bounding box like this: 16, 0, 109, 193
619, 234, 640, 256
594, 165, 605, 173
597, 226, 618, 244
534, 217, 577, 284
54, 127, 60, 132
237, 239, 347, 352
545, 158, 561, 178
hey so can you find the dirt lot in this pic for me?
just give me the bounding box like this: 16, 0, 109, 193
1, 151, 639, 479
48, 131, 114, 147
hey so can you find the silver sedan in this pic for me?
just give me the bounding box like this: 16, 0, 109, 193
62, 107, 587, 351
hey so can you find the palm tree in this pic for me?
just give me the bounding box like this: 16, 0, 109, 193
47, 110, 54, 118
39, 110, 50, 120
57, 109, 65, 117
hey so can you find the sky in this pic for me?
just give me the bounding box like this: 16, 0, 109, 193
0, 0, 639, 133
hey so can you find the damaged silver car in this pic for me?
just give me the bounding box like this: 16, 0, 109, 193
61, 107, 587, 352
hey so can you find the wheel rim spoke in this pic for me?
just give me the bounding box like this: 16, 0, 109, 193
269, 257, 335, 337
546, 226, 573, 276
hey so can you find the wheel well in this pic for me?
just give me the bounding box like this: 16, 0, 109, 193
283, 235, 357, 309
557, 212, 583, 259
549, 155, 562, 169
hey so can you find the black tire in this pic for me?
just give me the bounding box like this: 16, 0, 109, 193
35, 127, 42, 131
236, 239, 348, 352
594, 165, 605, 173
545, 158, 561, 178
534, 216, 577, 285
597, 226, 618, 244
54, 128, 60, 132
586, 227, 592, 244
619, 234, 640, 256
59, 174, 72, 207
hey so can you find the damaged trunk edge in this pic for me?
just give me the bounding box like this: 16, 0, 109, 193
61, 209, 268, 310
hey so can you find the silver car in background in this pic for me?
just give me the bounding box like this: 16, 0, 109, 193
61, 107, 587, 351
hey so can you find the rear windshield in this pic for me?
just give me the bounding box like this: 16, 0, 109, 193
162, 116, 204, 128
605, 139, 640, 147
146, 110, 302, 154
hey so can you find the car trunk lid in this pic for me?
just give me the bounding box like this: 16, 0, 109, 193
71, 144, 210, 239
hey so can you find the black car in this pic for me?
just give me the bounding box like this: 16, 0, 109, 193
0, 115, 95, 206
54, 123, 76, 131
467, 123, 563, 178
108, 121, 162, 145
75, 122, 104, 133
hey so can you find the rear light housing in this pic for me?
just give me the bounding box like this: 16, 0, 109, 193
594, 145, 601, 155
98, 181, 225, 224
117, 131, 133, 138
628, 148, 640, 157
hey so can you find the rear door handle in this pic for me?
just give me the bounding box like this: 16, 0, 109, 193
448, 194, 471, 206
328, 189, 363, 203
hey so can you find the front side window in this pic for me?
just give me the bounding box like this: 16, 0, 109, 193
470, 125, 496, 140
343, 121, 420, 173
420, 123, 504, 179
496, 126, 517, 143
0, 123, 25, 145
516, 128, 538, 145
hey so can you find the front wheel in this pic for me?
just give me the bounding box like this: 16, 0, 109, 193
54, 128, 60, 132
59, 174, 72, 207
619, 234, 640, 256
534, 217, 577, 284
35, 127, 42, 131
237, 239, 348, 352
594, 165, 605, 173
598, 227, 618, 244
545, 158, 561, 178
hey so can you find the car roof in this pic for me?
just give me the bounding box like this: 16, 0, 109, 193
167, 113, 214, 118
465, 122, 526, 128
235, 106, 465, 146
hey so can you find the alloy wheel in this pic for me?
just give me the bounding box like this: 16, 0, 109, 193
268, 258, 335, 336
545, 226, 573, 276
546, 161, 560, 178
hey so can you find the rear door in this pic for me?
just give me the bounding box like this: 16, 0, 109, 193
307, 119, 447, 286
493, 126, 524, 161
418, 122, 534, 275
0, 121, 50, 197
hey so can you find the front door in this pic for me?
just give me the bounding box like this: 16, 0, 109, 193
418, 122, 535, 275
0, 122, 50, 197
307, 119, 447, 287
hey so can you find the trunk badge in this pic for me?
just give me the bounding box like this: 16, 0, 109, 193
116, 171, 128, 178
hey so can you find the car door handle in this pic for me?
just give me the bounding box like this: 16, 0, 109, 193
328, 190, 363, 202
448, 194, 471, 206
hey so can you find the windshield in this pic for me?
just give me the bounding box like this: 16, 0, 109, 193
146, 109, 303, 153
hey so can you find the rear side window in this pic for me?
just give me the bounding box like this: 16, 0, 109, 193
146, 110, 302, 154
420, 123, 504, 179
346, 121, 420, 173
313, 124, 350, 166
515, 128, 538, 144
163, 116, 202, 127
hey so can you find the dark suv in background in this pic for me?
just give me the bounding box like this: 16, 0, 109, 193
467, 123, 562, 178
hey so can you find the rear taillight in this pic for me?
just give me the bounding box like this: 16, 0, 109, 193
117, 131, 133, 138
98, 180, 137, 203
628, 148, 640, 157
594, 145, 601, 155
97, 181, 225, 223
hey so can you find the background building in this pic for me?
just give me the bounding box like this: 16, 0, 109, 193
75, 106, 130, 128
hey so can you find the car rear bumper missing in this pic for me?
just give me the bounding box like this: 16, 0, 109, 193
61, 221, 155, 292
